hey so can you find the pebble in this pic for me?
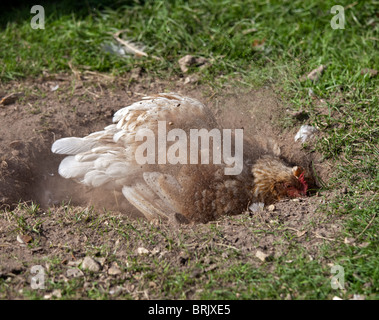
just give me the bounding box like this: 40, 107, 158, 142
66, 268, 84, 278
67, 259, 83, 267
82, 256, 101, 272
136, 247, 150, 255
108, 263, 122, 276
255, 250, 271, 262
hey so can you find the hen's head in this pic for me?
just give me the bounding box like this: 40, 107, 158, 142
252, 157, 309, 204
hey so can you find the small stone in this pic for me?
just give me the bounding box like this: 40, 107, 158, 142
81, 256, 101, 272
344, 237, 355, 245
50, 84, 59, 92
151, 248, 160, 255
358, 242, 370, 248
109, 286, 123, 296
350, 294, 365, 300
255, 250, 271, 262
267, 204, 275, 212
95, 257, 106, 266
249, 202, 264, 213
136, 247, 150, 255
67, 259, 83, 267
52, 289, 62, 298
108, 263, 122, 276
44, 289, 62, 300
183, 75, 200, 84
178, 55, 208, 73
17, 235, 32, 244
66, 268, 84, 278
179, 55, 196, 73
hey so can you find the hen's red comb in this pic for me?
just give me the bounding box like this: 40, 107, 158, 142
298, 172, 308, 193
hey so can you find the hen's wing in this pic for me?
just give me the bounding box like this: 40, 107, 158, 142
52, 93, 216, 220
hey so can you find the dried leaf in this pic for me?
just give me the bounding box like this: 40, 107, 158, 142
0, 93, 23, 106
361, 68, 378, 78
252, 38, 266, 49
301, 65, 327, 82
17, 234, 33, 244
296, 230, 307, 237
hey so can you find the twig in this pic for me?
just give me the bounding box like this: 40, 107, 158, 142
84, 71, 114, 80
113, 31, 148, 57
345, 1, 358, 10
215, 243, 240, 251
112, 30, 162, 60
83, 87, 100, 98
68, 61, 81, 80
313, 232, 342, 243
355, 213, 377, 241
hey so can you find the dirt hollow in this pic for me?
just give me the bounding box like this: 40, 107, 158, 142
0, 74, 339, 299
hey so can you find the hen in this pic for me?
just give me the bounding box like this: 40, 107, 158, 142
51, 93, 308, 223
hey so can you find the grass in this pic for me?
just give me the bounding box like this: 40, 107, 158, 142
0, 0, 378, 300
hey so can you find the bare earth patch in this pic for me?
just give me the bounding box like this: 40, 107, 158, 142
0, 73, 342, 299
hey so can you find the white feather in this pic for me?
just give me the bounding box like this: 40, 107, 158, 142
122, 184, 165, 220
58, 156, 93, 179
52, 137, 96, 155
143, 172, 182, 213
83, 170, 112, 187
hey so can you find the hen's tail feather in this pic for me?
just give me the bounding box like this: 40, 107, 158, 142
58, 155, 94, 179
51, 137, 97, 155
142, 172, 183, 213
122, 184, 173, 220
